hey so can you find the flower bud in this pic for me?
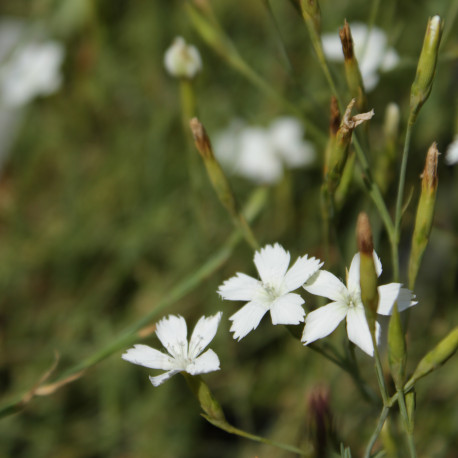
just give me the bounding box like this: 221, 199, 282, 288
406, 327, 458, 389
339, 20, 367, 111
190, 118, 238, 217
307, 386, 334, 457
410, 16, 443, 122
408, 142, 439, 289
164, 36, 202, 79
357, 212, 379, 331
189, 118, 258, 249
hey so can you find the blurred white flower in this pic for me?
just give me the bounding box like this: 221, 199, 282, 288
122, 312, 222, 386
322, 22, 399, 91
445, 134, 458, 166
218, 243, 322, 340
0, 18, 65, 171
302, 251, 417, 356
0, 21, 64, 108
164, 36, 202, 79
214, 117, 316, 184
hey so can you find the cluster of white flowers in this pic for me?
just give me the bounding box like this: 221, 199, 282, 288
214, 117, 316, 184
322, 22, 399, 91
123, 244, 417, 386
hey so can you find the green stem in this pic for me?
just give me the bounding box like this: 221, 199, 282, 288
397, 389, 417, 458
364, 405, 390, 458
393, 116, 415, 281
203, 415, 309, 456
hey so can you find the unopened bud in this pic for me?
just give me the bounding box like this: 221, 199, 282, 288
164, 36, 202, 79
408, 142, 439, 289
339, 21, 367, 111
190, 117, 213, 159
410, 16, 443, 122
406, 327, 458, 390
307, 386, 333, 457
357, 213, 379, 330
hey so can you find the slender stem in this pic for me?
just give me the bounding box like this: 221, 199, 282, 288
364, 405, 390, 458
393, 116, 415, 281
372, 342, 389, 406
397, 389, 417, 458
204, 415, 310, 456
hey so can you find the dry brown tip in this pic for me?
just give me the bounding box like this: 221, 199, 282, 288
339, 19, 354, 60
189, 117, 213, 158
357, 212, 374, 254
330, 96, 341, 135
421, 142, 439, 189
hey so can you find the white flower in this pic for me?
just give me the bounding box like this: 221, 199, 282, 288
302, 252, 417, 356
214, 117, 316, 184
163, 36, 202, 79
1, 39, 64, 107
445, 134, 458, 166
122, 312, 222, 386
218, 243, 322, 340
322, 23, 399, 91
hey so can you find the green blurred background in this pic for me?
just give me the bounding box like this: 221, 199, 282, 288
0, 0, 457, 456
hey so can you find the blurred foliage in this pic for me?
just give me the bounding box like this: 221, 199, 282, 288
0, 0, 457, 457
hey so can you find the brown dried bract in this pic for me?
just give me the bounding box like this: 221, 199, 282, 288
357, 212, 374, 255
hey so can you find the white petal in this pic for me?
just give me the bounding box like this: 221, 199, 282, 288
445, 135, 458, 166
377, 283, 417, 315
377, 283, 401, 315
121, 344, 176, 370
348, 251, 382, 290
155, 315, 188, 359
380, 48, 400, 71
303, 270, 347, 302
321, 34, 344, 61
346, 306, 374, 356
254, 243, 290, 286
188, 312, 222, 359
229, 301, 268, 340
397, 287, 417, 312
282, 255, 323, 292
269, 293, 305, 325
186, 349, 220, 375
149, 370, 179, 387
217, 273, 260, 301
301, 302, 348, 344
236, 127, 283, 184
269, 117, 316, 168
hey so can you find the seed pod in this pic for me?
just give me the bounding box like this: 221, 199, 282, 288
388, 304, 406, 389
